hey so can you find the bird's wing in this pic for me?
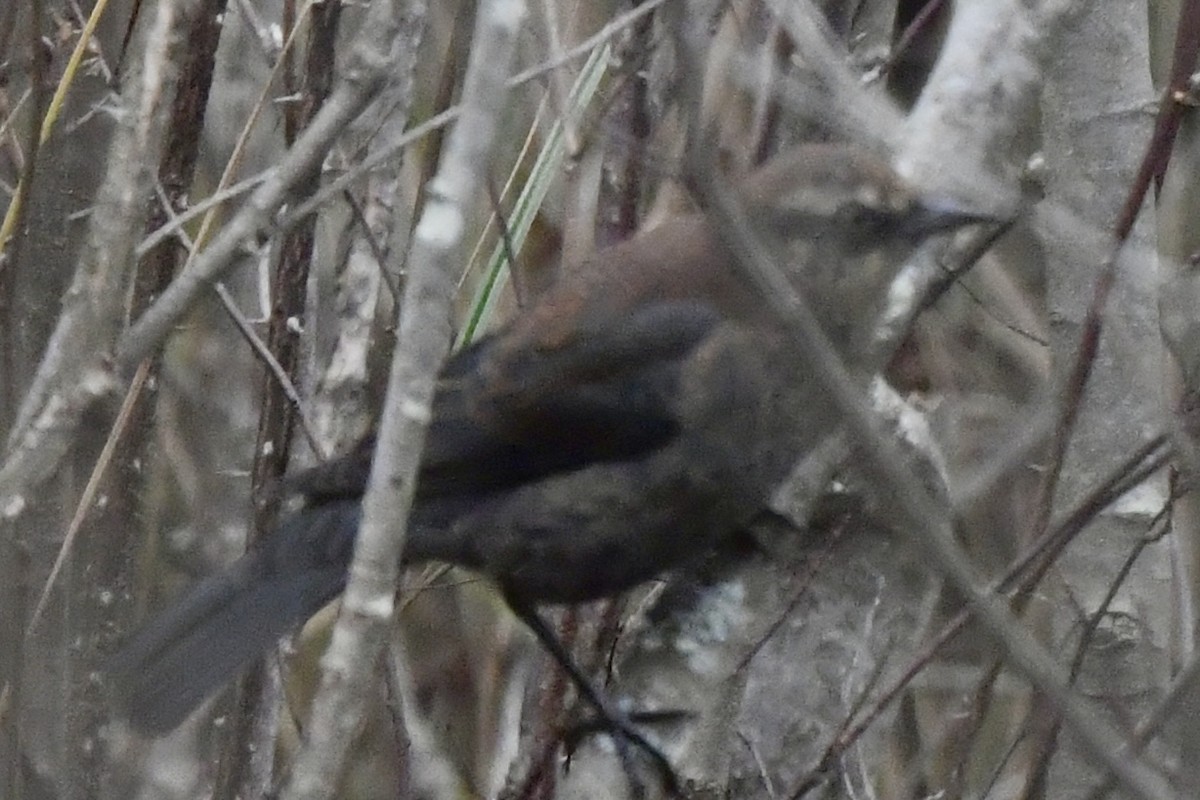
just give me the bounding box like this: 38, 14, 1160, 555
283, 300, 725, 510
284, 435, 376, 501
416, 299, 724, 501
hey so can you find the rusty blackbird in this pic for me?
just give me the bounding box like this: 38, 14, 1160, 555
108, 145, 986, 761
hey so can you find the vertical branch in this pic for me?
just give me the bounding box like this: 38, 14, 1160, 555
281, 1, 525, 798
216, 5, 345, 793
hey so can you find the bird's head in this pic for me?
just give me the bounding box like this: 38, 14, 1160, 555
738, 144, 993, 255
729, 144, 997, 355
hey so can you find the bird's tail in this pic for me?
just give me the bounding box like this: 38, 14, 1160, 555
107, 501, 360, 733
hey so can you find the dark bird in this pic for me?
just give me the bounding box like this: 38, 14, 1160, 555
108, 144, 987, 783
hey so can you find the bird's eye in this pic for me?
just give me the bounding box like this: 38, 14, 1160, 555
840, 202, 893, 234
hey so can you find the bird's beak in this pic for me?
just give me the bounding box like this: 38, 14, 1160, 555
902, 197, 1001, 239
